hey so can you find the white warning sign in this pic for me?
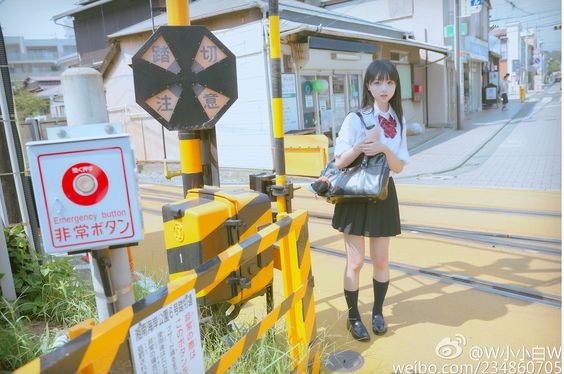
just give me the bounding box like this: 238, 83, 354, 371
26, 134, 143, 254
129, 289, 204, 374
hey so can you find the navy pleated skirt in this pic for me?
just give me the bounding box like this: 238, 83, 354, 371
331, 177, 401, 237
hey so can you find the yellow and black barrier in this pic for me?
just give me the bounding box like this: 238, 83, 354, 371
15, 210, 319, 373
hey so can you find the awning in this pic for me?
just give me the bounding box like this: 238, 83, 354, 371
280, 20, 449, 55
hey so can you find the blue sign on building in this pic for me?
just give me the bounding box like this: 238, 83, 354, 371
464, 36, 489, 62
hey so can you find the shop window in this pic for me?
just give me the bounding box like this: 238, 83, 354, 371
348, 74, 360, 111
396, 64, 412, 99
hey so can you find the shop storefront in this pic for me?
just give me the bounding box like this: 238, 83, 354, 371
463, 36, 489, 112
280, 34, 432, 146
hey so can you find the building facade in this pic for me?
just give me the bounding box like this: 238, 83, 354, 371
56, 0, 447, 170
5, 36, 77, 84
325, 0, 492, 119
53, 0, 166, 69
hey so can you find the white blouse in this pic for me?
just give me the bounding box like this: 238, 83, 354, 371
334, 106, 410, 167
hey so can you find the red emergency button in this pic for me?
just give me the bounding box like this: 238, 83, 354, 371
62, 162, 109, 206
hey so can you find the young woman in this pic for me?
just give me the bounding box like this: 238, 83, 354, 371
333, 60, 410, 341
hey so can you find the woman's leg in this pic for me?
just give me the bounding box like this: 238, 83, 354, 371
344, 233, 365, 291
343, 233, 369, 340
369, 237, 390, 334
369, 237, 390, 283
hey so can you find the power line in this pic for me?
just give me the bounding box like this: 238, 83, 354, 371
500, 0, 533, 15
491, 14, 562, 29
490, 9, 560, 22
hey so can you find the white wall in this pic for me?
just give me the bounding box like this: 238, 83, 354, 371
506, 23, 521, 78
213, 21, 272, 169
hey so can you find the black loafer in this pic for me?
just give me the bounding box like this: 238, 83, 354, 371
372, 314, 388, 335
346, 319, 370, 341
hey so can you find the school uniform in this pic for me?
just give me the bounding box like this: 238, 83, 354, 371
332, 106, 410, 237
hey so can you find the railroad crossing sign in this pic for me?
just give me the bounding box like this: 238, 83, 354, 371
132, 26, 238, 131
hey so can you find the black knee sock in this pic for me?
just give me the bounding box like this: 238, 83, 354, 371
344, 289, 361, 321
372, 279, 389, 317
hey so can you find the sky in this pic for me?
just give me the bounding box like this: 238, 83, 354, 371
489, 0, 562, 51
0, 0, 76, 39
0, 0, 560, 51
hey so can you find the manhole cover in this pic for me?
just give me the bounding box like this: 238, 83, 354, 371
325, 350, 364, 372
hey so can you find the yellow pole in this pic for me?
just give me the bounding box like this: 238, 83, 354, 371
269, 0, 288, 217
166, 0, 189, 26
166, 0, 201, 196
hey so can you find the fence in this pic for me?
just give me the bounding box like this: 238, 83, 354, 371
15, 209, 319, 373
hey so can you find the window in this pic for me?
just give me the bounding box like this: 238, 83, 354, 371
501, 42, 507, 59
396, 64, 412, 99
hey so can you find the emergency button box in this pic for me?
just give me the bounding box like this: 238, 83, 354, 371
27, 134, 143, 254
163, 188, 273, 305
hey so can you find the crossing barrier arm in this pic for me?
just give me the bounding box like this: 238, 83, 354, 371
15, 210, 319, 374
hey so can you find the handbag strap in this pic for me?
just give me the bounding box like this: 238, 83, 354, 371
352, 111, 371, 165
353, 111, 375, 130
353, 110, 403, 148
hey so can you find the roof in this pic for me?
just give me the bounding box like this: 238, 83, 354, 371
105, 0, 447, 54
53, 0, 113, 20
24, 76, 61, 82
35, 85, 62, 98
490, 28, 507, 37
108, 0, 406, 39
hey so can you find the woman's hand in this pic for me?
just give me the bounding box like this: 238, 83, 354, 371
359, 140, 388, 156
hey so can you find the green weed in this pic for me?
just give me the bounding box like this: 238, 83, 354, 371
0, 297, 42, 371
200, 311, 292, 373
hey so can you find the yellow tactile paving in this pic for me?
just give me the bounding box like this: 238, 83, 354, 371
395, 185, 561, 213
307, 218, 561, 296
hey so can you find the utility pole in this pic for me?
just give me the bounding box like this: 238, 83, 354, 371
454, 0, 463, 130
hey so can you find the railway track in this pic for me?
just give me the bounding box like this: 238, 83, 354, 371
307, 211, 561, 256
138, 186, 561, 307
309, 244, 561, 308
292, 193, 560, 218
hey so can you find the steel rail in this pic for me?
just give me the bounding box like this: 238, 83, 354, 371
292, 194, 561, 218
310, 244, 561, 308
308, 212, 561, 256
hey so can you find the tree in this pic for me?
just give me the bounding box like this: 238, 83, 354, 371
544, 51, 561, 74
12, 88, 49, 122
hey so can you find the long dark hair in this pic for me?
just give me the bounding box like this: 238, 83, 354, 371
361, 60, 404, 133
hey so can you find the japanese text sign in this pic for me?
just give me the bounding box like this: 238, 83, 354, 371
27, 134, 143, 254
129, 289, 204, 374
132, 26, 238, 131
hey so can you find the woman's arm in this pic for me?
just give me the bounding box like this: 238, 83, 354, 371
335, 142, 363, 169
359, 141, 405, 173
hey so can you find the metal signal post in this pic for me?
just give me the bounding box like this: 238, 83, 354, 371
269, 0, 289, 216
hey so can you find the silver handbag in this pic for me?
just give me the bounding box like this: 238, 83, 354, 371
314, 153, 390, 203
311, 111, 390, 203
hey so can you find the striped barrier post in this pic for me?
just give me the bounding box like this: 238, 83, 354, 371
14, 210, 319, 373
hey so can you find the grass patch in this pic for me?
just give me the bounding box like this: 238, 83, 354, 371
201, 315, 292, 373
0, 224, 97, 371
